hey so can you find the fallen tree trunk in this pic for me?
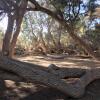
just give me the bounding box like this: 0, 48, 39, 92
47, 64, 86, 78
46, 54, 68, 59
0, 55, 100, 98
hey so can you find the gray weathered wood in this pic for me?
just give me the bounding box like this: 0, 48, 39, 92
0, 56, 85, 98
0, 55, 100, 98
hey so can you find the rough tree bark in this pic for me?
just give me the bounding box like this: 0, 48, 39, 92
0, 55, 100, 98
9, 0, 28, 57
2, 0, 27, 58
2, 14, 14, 56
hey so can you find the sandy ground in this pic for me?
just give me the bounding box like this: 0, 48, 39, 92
17, 55, 100, 69
0, 55, 100, 100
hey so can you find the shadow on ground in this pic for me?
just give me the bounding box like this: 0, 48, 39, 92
1, 79, 100, 100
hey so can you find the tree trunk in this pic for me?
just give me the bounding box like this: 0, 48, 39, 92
9, 18, 23, 57
66, 26, 100, 60
38, 30, 48, 54
0, 55, 84, 98
9, 0, 28, 58
2, 15, 14, 56
56, 26, 62, 53
47, 18, 57, 49
0, 55, 100, 98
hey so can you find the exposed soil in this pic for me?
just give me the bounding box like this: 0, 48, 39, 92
0, 55, 100, 100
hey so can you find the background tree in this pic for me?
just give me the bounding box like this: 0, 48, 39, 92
0, 0, 100, 59
1, 0, 28, 57
0, 28, 4, 51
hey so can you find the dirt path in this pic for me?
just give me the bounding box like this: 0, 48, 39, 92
0, 55, 100, 100
17, 55, 100, 69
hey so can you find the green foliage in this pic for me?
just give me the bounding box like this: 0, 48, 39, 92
50, 0, 68, 10
0, 28, 3, 39
2, 0, 99, 55
88, 0, 97, 12
0, 28, 4, 50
